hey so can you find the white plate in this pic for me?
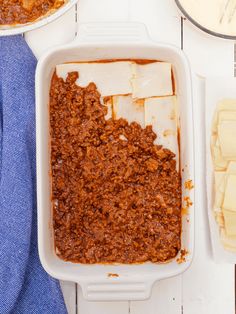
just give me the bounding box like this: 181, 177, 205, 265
0, 0, 77, 36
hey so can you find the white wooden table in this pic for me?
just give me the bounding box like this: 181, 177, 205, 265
25, 1, 236, 313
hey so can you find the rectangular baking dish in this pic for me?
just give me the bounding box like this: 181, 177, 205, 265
36, 22, 194, 301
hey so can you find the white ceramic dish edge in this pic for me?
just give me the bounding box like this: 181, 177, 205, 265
36, 22, 195, 301
0, 0, 77, 36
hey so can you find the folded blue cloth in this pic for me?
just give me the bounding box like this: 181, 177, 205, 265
0, 35, 67, 314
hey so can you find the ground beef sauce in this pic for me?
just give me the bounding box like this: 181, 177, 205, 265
0, 0, 64, 25
50, 70, 182, 264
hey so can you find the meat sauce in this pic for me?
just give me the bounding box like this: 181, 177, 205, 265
50, 71, 182, 264
0, 0, 64, 25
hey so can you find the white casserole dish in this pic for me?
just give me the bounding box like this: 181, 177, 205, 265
0, 0, 77, 36
36, 22, 195, 301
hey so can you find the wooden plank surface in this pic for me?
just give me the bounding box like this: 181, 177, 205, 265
24, 0, 235, 313
77, 287, 129, 314
129, 0, 181, 46
130, 277, 182, 314
78, 0, 129, 22
181, 15, 235, 314
181, 75, 235, 314
25, 6, 77, 59
182, 19, 234, 77
60, 281, 77, 314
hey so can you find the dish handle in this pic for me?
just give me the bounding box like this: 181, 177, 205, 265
79, 278, 154, 301
74, 22, 151, 43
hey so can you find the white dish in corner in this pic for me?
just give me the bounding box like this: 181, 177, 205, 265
0, 0, 78, 36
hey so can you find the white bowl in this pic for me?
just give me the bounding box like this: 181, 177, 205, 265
0, 0, 78, 36
36, 22, 195, 301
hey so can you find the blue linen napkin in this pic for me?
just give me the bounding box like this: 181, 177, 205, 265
0, 35, 67, 314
